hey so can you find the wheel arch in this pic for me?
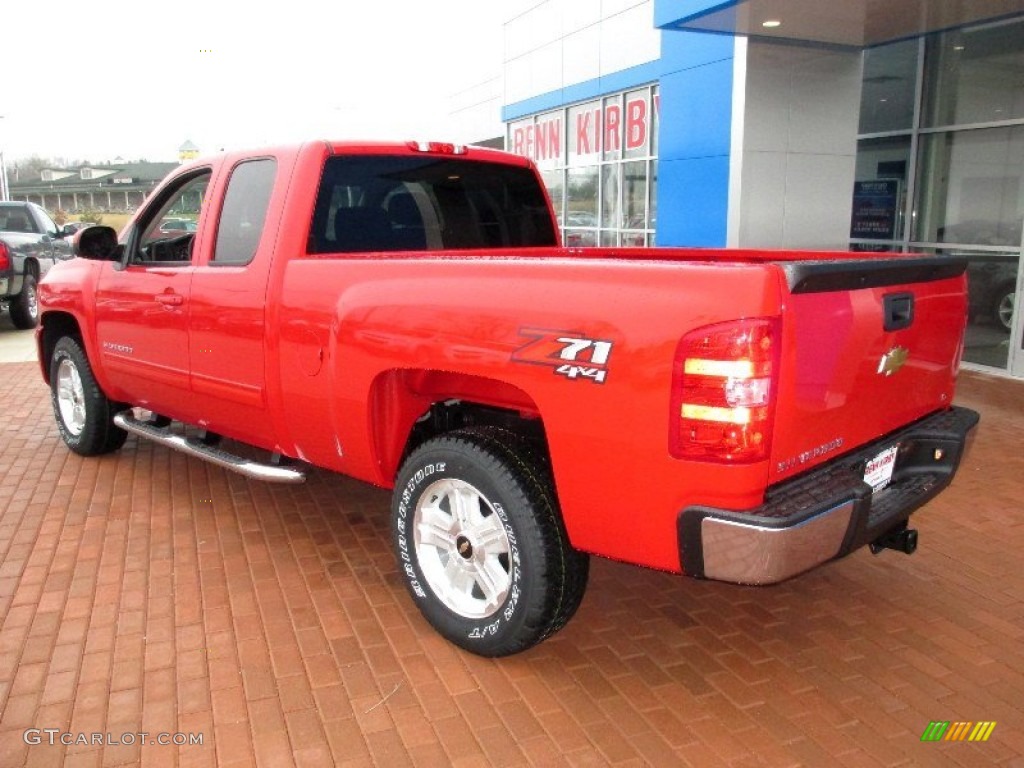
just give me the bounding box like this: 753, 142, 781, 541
22, 257, 41, 281
367, 368, 550, 485
38, 311, 85, 384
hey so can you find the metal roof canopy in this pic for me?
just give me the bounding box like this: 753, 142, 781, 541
661, 0, 1024, 48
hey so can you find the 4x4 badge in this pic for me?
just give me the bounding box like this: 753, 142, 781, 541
512, 329, 614, 384
878, 346, 909, 376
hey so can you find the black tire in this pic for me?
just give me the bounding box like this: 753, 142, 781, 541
10, 273, 39, 329
49, 336, 128, 456
392, 427, 588, 656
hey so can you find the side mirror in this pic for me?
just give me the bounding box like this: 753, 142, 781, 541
61, 223, 77, 237
74, 225, 122, 261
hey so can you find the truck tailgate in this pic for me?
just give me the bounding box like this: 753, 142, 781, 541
769, 256, 968, 484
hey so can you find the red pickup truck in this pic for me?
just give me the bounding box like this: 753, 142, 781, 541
36, 141, 978, 656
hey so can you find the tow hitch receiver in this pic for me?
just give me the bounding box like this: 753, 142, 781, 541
870, 526, 918, 555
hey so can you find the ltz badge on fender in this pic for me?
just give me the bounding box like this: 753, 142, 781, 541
512, 329, 614, 384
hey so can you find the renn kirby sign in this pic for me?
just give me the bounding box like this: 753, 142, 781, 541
509, 89, 659, 167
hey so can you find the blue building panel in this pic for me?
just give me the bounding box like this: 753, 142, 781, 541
658, 27, 735, 74
657, 56, 733, 161
655, 156, 731, 246
656, 31, 734, 246
654, 0, 739, 30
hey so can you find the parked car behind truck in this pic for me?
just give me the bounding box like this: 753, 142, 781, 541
1, 202, 74, 328
36, 141, 978, 656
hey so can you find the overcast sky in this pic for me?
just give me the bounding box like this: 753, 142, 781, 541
1, 1, 509, 164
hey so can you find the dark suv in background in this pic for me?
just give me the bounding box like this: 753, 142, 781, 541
0, 202, 75, 329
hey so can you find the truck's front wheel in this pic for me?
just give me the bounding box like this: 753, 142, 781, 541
392, 428, 588, 656
50, 337, 128, 456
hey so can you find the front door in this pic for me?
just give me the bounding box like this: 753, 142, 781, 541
93, 170, 212, 419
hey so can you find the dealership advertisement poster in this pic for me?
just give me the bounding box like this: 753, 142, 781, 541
850, 179, 901, 240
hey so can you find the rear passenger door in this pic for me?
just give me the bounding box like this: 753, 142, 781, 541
188, 157, 280, 448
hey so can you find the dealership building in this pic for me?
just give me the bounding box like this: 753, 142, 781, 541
491, 0, 1024, 379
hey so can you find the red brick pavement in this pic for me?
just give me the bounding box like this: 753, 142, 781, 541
1, 361, 1022, 767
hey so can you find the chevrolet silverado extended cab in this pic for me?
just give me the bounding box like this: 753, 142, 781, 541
36, 141, 978, 656
1, 202, 74, 328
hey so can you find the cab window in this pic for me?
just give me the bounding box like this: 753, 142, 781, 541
131, 171, 211, 265
212, 159, 277, 266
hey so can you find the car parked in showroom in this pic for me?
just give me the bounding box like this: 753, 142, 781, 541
966, 256, 1017, 332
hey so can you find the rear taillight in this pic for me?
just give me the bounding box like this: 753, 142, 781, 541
0, 241, 9, 271
670, 318, 779, 463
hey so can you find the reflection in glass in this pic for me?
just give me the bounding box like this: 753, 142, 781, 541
914, 126, 1024, 247
566, 166, 599, 224
563, 229, 597, 247
650, 161, 658, 235
859, 39, 919, 134
913, 249, 1018, 369
651, 85, 660, 158
964, 252, 1018, 368
623, 161, 647, 232
923, 20, 1024, 128
851, 136, 910, 243
541, 170, 564, 224
968, 253, 1018, 369
601, 164, 621, 230
603, 95, 622, 162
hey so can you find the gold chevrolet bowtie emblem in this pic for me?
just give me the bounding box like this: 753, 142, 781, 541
878, 346, 909, 376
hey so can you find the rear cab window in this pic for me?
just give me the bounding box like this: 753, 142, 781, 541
213, 158, 277, 266
308, 155, 557, 254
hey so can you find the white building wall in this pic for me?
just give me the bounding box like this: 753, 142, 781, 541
732, 41, 862, 250
448, 77, 505, 144
504, 0, 660, 106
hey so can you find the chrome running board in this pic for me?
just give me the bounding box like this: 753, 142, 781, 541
113, 412, 306, 484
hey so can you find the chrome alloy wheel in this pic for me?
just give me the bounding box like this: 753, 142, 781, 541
26, 282, 38, 320
997, 291, 1014, 331
56, 358, 87, 436
413, 478, 512, 619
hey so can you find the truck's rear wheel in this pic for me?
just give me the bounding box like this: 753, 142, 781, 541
50, 337, 128, 456
392, 427, 588, 656
10, 273, 39, 329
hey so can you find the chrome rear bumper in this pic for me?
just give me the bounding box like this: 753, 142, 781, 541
677, 406, 979, 585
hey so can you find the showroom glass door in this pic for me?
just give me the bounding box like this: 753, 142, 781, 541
1013, 224, 1024, 378
853, 18, 1024, 376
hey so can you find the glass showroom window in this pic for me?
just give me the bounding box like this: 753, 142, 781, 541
507, 85, 659, 246
852, 18, 1024, 373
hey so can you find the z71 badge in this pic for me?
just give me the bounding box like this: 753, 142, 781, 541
513, 329, 614, 384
